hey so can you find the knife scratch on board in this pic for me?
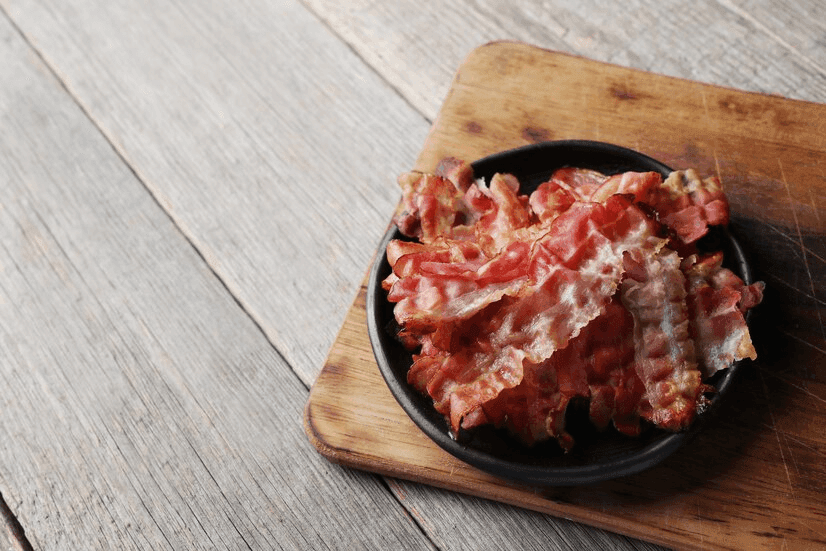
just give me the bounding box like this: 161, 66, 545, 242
776, 328, 826, 357
757, 369, 799, 509
808, 186, 823, 225
763, 222, 826, 264
778, 160, 826, 343
764, 272, 825, 306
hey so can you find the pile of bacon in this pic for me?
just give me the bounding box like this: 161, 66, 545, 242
382, 157, 764, 450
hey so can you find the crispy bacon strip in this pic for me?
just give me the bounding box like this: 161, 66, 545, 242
541, 169, 663, 202
465, 353, 582, 450
579, 298, 644, 437
650, 169, 730, 244
435, 156, 475, 191
392, 172, 460, 242
683, 252, 765, 377
541, 167, 729, 245
392, 160, 535, 249
528, 180, 576, 224
385, 239, 530, 332
550, 167, 609, 198
620, 248, 704, 430
513, 197, 664, 362
589, 171, 663, 203
473, 173, 532, 255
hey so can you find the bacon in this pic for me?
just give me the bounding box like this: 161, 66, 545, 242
683, 252, 765, 377
408, 352, 449, 394
435, 156, 475, 191
428, 344, 528, 433
466, 298, 643, 449
550, 166, 609, 198
620, 248, 704, 431
386, 159, 762, 449
392, 195, 665, 436
466, 354, 582, 450
473, 173, 533, 255
385, 239, 530, 332
650, 169, 730, 244
529, 180, 576, 224
392, 159, 535, 248
513, 197, 664, 363
542, 167, 729, 245
392, 171, 468, 242
543, 168, 663, 203
579, 299, 644, 436
589, 171, 663, 203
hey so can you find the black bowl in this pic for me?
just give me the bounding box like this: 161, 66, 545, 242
366, 140, 754, 486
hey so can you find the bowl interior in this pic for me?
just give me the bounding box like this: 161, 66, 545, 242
366, 140, 752, 486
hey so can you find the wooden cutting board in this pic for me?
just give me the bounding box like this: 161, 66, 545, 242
305, 42, 826, 551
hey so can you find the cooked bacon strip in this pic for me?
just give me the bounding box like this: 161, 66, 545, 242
466, 353, 582, 450
683, 252, 765, 377
408, 351, 449, 394
650, 169, 730, 244
382, 238, 482, 296
386, 239, 531, 332
529, 180, 576, 224
543, 167, 729, 245
435, 157, 475, 192
387, 238, 485, 279
543, 168, 662, 203
551, 167, 609, 198
428, 345, 528, 433
578, 298, 644, 437
392, 160, 535, 248
589, 171, 663, 203
473, 173, 532, 255
510, 198, 663, 363
392, 171, 468, 242
621, 247, 705, 431
465, 298, 643, 448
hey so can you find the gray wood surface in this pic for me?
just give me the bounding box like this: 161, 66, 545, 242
0, 0, 823, 549
0, 7, 431, 550
306, 0, 826, 118
2, 0, 428, 388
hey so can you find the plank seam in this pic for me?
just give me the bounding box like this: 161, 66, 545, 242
239, 2, 449, 548
0, 492, 33, 551
0, 9, 48, 551
379, 478, 443, 551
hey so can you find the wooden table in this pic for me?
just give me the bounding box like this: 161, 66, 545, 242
0, 2, 823, 550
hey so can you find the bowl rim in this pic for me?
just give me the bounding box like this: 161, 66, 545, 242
366, 140, 752, 486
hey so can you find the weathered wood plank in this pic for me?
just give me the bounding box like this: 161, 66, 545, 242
1, 0, 430, 387
721, 0, 826, 75
305, 0, 826, 120
0, 10, 434, 550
